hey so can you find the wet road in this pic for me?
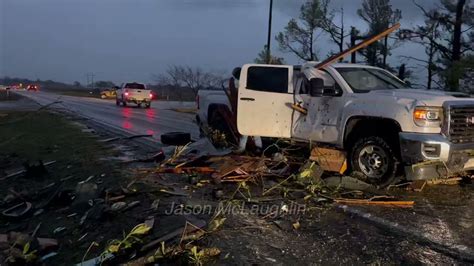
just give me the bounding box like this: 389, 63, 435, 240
16, 91, 200, 142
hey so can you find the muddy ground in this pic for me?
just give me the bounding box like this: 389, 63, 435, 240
0, 93, 473, 265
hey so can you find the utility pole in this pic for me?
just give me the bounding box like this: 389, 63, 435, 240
266, 0, 273, 64
86, 73, 95, 90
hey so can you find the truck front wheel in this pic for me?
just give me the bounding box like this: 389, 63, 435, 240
350, 136, 399, 187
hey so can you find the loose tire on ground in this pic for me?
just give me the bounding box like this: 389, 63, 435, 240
349, 136, 399, 187
161, 132, 191, 146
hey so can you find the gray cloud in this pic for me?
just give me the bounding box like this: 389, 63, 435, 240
0, 0, 438, 84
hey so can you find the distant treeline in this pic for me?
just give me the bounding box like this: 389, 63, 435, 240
0, 76, 221, 101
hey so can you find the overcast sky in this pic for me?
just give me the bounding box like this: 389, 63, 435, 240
1, 0, 437, 85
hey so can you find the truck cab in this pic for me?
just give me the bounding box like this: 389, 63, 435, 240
237, 62, 474, 185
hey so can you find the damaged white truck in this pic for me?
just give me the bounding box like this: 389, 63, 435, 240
198, 62, 474, 185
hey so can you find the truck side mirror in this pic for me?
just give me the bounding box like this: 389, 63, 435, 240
309, 78, 324, 97
309, 78, 342, 97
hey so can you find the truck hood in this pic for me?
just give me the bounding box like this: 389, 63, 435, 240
367, 89, 473, 106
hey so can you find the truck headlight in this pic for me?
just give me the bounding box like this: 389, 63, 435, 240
413, 106, 443, 127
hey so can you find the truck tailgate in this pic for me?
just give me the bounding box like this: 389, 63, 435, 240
127, 89, 151, 101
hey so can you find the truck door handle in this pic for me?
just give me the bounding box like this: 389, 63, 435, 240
240, 97, 255, 101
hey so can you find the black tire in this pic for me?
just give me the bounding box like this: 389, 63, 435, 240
116, 99, 120, 106
122, 98, 127, 107
145, 103, 151, 109
161, 132, 191, 146
349, 136, 399, 187
137, 103, 142, 108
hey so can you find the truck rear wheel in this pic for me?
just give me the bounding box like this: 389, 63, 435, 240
349, 136, 399, 187
116, 99, 120, 106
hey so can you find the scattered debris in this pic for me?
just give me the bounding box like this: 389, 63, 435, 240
140, 219, 207, 253
310, 147, 347, 174
73, 182, 99, 212
409, 180, 427, 192
0, 232, 58, 250
53, 227, 66, 234
427, 177, 463, 185
99, 134, 153, 143
2, 201, 33, 218
110, 201, 127, 212
1, 160, 56, 180
324, 176, 377, 193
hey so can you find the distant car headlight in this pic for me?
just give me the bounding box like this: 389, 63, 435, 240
413, 106, 443, 127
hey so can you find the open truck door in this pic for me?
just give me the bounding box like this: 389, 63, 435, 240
237, 64, 294, 138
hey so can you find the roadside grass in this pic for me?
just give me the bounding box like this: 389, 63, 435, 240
0, 111, 111, 172
44, 88, 101, 98
0, 110, 130, 264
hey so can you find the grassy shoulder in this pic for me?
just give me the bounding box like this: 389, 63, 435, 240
0, 111, 128, 264
0, 111, 111, 173
50, 88, 100, 98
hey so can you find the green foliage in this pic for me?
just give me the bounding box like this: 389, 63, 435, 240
276, 0, 329, 61
443, 55, 474, 91
254, 45, 285, 65
100, 223, 152, 261
357, 0, 402, 66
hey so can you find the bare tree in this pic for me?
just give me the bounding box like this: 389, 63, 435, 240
320, 6, 348, 57
276, 0, 329, 61
157, 65, 223, 96
399, 14, 442, 89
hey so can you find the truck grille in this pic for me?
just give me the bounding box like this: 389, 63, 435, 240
448, 105, 474, 143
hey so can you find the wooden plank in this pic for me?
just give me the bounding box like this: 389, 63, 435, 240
335, 198, 414, 207
310, 147, 347, 173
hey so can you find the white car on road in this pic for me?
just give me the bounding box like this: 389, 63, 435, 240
116, 82, 152, 108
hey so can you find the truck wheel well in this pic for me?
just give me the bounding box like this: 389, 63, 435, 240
344, 117, 402, 151
207, 104, 231, 124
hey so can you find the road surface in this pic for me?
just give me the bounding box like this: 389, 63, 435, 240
16, 91, 200, 142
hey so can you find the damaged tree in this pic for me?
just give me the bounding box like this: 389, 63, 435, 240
357, 0, 402, 67
408, 0, 473, 91
276, 0, 329, 61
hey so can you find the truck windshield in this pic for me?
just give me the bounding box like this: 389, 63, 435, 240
125, 83, 146, 90
336, 67, 409, 92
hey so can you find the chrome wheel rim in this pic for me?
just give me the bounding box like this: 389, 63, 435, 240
358, 145, 389, 179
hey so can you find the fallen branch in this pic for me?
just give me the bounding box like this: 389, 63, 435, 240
334, 198, 414, 207
262, 175, 294, 196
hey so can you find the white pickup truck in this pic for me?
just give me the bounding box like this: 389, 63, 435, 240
116, 82, 152, 108
197, 62, 474, 185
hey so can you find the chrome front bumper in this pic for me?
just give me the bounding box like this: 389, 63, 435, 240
399, 132, 474, 180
